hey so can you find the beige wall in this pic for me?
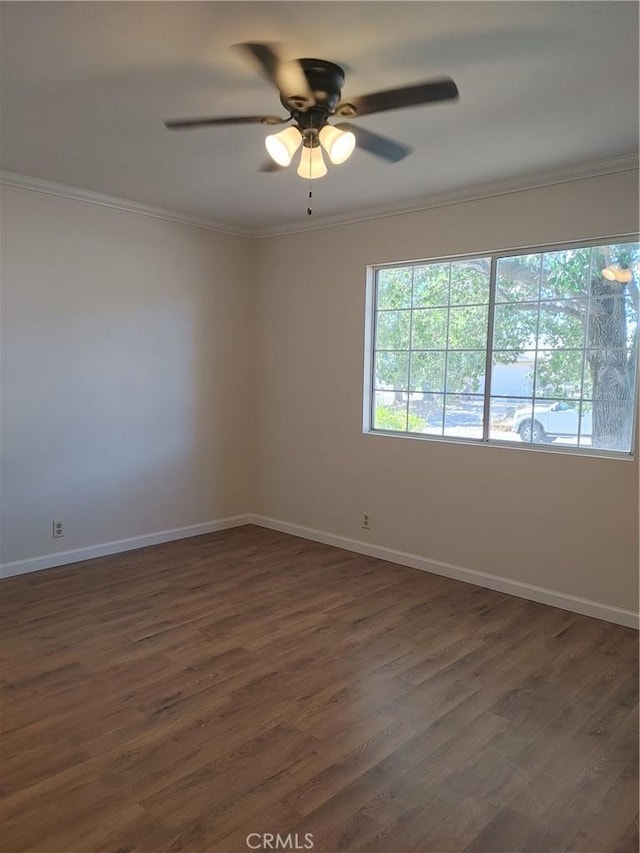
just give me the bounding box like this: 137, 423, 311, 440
1, 186, 253, 563
2, 172, 638, 613
252, 170, 640, 611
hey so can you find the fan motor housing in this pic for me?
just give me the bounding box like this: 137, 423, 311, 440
282, 58, 346, 114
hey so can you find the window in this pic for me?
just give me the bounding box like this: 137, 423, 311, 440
367, 238, 639, 456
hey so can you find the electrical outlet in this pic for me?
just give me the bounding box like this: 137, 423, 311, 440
53, 519, 64, 539
362, 512, 371, 530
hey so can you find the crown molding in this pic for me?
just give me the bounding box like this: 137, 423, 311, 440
251, 153, 640, 238
0, 171, 251, 238
2, 153, 637, 240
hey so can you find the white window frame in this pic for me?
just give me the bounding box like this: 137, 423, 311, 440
363, 234, 640, 460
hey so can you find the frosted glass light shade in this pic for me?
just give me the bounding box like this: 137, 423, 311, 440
319, 125, 356, 164
297, 145, 327, 179
265, 126, 302, 167
602, 265, 633, 283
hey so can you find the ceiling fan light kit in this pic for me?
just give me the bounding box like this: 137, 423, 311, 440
265, 125, 302, 166
265, 123, 356, 173
297, 143, 327, 179
318, 125, 356, 165
602, 264, 633, 283
164, 42, 458, 197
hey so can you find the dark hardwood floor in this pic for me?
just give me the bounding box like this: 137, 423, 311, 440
1, 524, 637, 853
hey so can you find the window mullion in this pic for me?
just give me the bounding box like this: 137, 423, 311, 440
442, 263, 453, 437
576, 248, 593, 447
406, 266, 415, 431
370, 271, 379, 431
529, 256, 544, 444
482, 256, 499, 442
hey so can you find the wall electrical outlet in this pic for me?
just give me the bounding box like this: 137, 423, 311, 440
362, 512, 371, 530
53, 519, 64, 539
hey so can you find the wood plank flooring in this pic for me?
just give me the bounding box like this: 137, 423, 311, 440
1, 524, 637, 853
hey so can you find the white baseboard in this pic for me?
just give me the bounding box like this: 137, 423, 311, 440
0, 515, 252, 579
248, 514, 639, 630
3, 512, 637, 630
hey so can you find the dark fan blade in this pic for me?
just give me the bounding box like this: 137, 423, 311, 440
238, 42, 314, 110
259, 159, 285, 173
164, 115, 288, 130
335, 77, 458, 118
336, 122, 411, 163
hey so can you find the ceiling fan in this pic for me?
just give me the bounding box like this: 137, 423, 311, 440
164, 43, 459, 179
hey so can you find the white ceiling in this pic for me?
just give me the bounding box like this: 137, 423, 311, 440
1, 1, 638, 231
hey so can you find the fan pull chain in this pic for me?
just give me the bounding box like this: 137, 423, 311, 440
307, 158, 313, 216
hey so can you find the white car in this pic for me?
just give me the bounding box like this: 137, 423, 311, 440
512, 401, 592, 443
